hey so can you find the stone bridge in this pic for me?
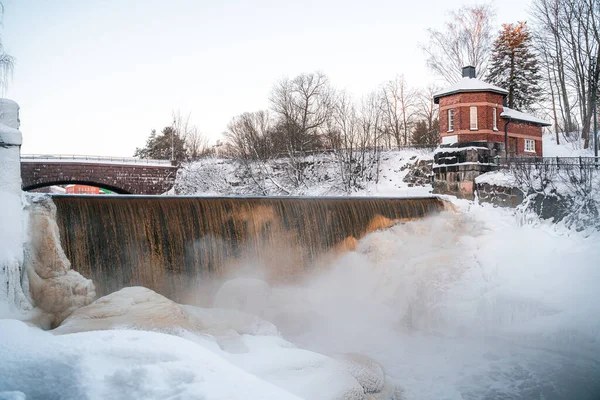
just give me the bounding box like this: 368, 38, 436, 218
21, 155, 179, 195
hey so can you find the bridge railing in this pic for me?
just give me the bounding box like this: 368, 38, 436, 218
20, 154, 174, 166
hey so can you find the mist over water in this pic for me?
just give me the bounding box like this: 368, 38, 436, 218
214, 210, 600, 400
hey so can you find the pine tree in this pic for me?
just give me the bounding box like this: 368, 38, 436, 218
134, 126, 187, 163
487, 22, 541, 111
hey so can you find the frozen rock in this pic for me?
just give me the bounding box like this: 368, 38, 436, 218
54, 286, 197, 335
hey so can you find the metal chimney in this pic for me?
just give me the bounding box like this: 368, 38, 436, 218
462, 66, 476, 79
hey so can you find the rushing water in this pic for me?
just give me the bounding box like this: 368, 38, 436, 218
52, 195, 446, 299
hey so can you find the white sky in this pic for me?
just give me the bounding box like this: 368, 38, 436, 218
4, 0, 531, 156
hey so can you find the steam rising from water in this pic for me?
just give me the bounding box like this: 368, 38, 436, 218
213, 210, 600, 400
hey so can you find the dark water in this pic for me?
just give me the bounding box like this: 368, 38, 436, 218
52, 195, 446, 300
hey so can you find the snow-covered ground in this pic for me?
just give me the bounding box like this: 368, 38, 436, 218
173, 149, 434, 197
543, 133, 597, 157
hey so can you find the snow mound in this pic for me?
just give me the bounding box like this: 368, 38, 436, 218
51, 286, 400, 399
54, 286, 197, 335
0, 319, 300, 400
230, 334, 366, 400
474, 170, 516, 187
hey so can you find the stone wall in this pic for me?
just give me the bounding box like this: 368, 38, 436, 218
21, 162, 179, 195
475, 182, 524, 208
432, 142, 503, 200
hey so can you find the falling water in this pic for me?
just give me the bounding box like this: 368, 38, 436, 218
51, 195, 446, 300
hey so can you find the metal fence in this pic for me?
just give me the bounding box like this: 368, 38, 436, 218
20, 154, 173, 165
494, 156, 600, 170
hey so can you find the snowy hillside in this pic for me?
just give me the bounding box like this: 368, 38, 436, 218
174, 149, 434, 197
543, 133, 596, 157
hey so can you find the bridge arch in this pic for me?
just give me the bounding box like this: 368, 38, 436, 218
22, 179, 132, 194
21, 160, 178, 195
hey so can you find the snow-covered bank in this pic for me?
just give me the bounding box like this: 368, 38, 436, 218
174, 149, 434, 197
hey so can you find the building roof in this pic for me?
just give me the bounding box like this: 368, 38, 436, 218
433, 77, 508, 103
500, 106, 551, 126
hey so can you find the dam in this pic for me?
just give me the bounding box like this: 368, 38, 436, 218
51, 195, 447, 300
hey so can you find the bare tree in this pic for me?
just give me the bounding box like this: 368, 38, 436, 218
172, 111, 210, 161
269, 71, 335, 187
422, 4, 495, 83
224, 110, 273, 160
329, 91, 383, 192
380, 75, 417, 147
269, 71, 334, 153
531, 0, 600, 149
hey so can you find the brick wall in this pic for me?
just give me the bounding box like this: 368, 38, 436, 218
439, 92, 544, 156
21, 162, 179, 195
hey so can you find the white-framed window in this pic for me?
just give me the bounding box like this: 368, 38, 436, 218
525, 139, 536, 153
470, 106, 478, 130
448, 109, 454, 132
493, 108, 498, 130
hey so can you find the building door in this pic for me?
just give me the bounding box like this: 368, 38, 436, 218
509, 137, 518, 157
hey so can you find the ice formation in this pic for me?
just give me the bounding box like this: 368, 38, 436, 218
0, 99, 30, 314
23, 195, 95, 327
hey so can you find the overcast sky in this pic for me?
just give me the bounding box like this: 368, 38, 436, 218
4, 0, 531, 156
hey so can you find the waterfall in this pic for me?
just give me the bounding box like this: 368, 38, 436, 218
51, 196, 447, 300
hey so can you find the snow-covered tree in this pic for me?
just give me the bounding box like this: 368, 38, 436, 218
487, 22, 542, 111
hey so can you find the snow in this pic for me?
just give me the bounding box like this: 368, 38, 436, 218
0, 99, 22, 146
174, 149, 434, 197
0, 99, 30, 314
501, 106, 551, 126
474, 170, 516, 186
543, 133, 596, 157
433, 145, 489, 154
433, 77, 508, 101
0, 319, 302, 400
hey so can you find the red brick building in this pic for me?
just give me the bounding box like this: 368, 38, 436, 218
65, 184, 100, 194
433, 66, 550, 157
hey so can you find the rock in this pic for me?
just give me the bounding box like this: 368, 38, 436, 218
54, 286, 198, 335
55, 287, 279, 343
24, 196, 95, 327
